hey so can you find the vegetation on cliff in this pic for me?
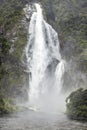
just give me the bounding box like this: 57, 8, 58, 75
66, 88, 87, 121
0, 96, 18, 114
0, 0, 30, 112
40, 0, 87, 92
41, 0, 87, 72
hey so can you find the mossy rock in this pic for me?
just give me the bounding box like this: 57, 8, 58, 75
0, 97, 18, 114
66, 88, 87, 121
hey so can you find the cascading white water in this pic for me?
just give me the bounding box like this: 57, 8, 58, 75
25, 3, 66, 111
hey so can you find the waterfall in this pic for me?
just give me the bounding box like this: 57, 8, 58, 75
25, 3, 66, 111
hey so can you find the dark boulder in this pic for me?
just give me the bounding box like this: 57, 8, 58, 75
66, 88, 87, 121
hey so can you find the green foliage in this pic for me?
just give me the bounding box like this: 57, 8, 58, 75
0, 97, 18, 114
78, 40, 87, 71
0, 0, 28, 103
0, 35, 10, 56
66, 88, 87, 120
0, 0, 28, 27
0, 66, 6, 79
41, 0, 87, 73
59, 15, 87, 71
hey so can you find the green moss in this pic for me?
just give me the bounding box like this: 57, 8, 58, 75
0, 0, 28, 102
0, 97, 18, 114
66, 88, 87, 120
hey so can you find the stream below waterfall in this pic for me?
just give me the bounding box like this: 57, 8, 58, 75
0, 110, 87, 130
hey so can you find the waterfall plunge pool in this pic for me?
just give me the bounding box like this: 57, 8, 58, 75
0, 110, 87, 130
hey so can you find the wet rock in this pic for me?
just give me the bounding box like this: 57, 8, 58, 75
66, 88, 87, 121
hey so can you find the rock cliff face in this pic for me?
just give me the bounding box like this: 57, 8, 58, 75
41, 0, 87, 71
39, 0, 87, 91
0, 0, 29, 103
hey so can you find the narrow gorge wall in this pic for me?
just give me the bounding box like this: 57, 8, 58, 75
40, 0, 87, 91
